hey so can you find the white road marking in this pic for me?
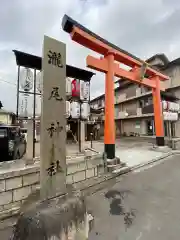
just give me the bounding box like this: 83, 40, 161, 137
136, 232, 143, 240
133, 155, 175, 173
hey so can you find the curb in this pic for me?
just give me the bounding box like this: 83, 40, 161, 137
112, 151, 180, 179
78, 166, 131, 196
72, 151, 180, 195
130, 150, 180, 171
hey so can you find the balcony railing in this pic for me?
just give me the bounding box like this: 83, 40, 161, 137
102, 106, 154, 120
136, 88, 141, 97
142, 104, 154, 114
115, 91, 152, 105
116, 111, 128, 119
115, 93, 126, 104
126, 109, 137, 116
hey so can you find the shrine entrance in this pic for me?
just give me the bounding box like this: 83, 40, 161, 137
62, 15, 169, 160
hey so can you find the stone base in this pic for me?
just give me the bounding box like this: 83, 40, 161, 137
11, 190, 93, 240
106, 157, 126, 173
106, 157, 121, 165
156, 136, 165, 146
105, 144, 115, 159
152, 145, 172, 153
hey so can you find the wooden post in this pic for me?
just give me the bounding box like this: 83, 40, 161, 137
104, 50, 115, 159
26, 119, 34, 160
152, 76, 165, 146
40, 36, 66, 200
80, 121, 85, 151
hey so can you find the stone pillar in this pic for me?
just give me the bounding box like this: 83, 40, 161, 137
26, 120, 33, 160
40, 35, 66, 200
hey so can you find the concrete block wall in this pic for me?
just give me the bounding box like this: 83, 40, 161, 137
0, 153, 104, 219
66, 154, 103, 185
0, 165, 40, 219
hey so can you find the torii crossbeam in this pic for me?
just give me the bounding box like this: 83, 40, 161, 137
62, 14, 169, 160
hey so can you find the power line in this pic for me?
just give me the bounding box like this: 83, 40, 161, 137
0, 78, 16, 87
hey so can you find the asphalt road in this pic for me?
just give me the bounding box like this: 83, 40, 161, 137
1, 154, 180, 239
88, 154, 180, 240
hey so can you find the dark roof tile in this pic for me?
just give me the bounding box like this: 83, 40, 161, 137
13, 50, 95, 81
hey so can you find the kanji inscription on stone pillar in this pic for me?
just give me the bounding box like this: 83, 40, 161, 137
40, 35, 66, 200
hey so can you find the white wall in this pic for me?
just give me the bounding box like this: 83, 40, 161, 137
162, 66, 180, 89
148, 58, 164, 66
0, 113, 12, 124
121, 119, 147, 136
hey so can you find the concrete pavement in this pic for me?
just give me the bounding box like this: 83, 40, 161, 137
29, 138, 175, 168
86, 138, 175, 170
88, 154, 180, 240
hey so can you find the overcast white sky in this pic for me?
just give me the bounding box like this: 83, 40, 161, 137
0, 0, 180, 113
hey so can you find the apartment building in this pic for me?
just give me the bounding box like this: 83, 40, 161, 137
90, 54, 180, 138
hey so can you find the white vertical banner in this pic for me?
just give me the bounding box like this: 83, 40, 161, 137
40, 35, 66, 200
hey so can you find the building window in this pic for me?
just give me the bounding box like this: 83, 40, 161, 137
97, 99, 104, 108
144, 99, 149, 106
139, 97, 152, 108
148, 97, 153, 105
138, 100, 143, 108
146, 120, 154, 136
141, 86, 151, 93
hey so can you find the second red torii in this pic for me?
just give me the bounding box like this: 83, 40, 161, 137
62, 14, 169, 160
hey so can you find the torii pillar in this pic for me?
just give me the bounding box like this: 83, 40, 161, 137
104, 51, 116, 158
152, 76, 164, 146
62, 15, 169, 159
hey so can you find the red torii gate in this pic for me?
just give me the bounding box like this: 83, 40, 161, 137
62, 15, 169, 160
